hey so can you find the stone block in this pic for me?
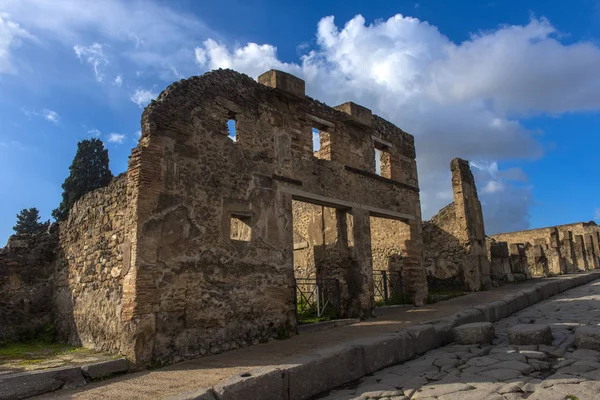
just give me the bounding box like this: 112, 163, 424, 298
81, 359, 129, 380
489, 300, 509, 320
213, 367, 287, 400
164, 389, 217, 400
535, 281, 559, 299
432, 318, 455, 346
520, 288, 541, 306
473, 304, 494, 322
406, 324, 438, 354
453, 322, 495, 345
557, 278, 575, 292
508, 324, 553, 345
0, 366, 86, 400
334, 102, 373, 127
353, 331, 411, 374
258, 69, 305, 98
453, 308, 485, 326
575, 326, 600, 351
286, 344, 365, 400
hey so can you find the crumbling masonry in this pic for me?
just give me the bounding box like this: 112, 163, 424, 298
0, 69, 427, 365
1, 69, 597, 367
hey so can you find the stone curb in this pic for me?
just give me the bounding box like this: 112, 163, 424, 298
183, 271, 600, 400
296, 318, 359, 334
0, 358, 129, 400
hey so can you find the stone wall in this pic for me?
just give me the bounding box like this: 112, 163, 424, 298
489, 221, 600, 280
52, 174, 135, 357
0, 232, 57, 343
423, 159, 491, 291
124, 68, 426, 364
0, 68, 428, 366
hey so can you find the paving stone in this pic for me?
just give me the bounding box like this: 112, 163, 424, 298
433, 357, 461, 368
508, 324, 553, 346
556, 364, 596, 375
566, 348, 600, 360
453, 322, 495, 345
522, 378, 542, 392
477, 368, 523, 381
481, 360, 534, 374
539, 373, 586, 388
574, 325, 600, 351
412, 382, 475, 398
519, 350, 548, 360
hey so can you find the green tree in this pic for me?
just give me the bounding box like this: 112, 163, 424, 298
52, 138, 113, 221
13, 207, 50, 235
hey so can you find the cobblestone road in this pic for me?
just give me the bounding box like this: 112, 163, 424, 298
320, 280, 600, 400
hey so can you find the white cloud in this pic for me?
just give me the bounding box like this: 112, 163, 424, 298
88, 128, 101, 137
193, 14, 600, 233
21, 107, 59, 124
130, 88, 157, 107
2, 0, 216, 81
113, 74, 122, 87
107, 133, 125, 143
74, 42, 108, 82
595, 209, 600, 221
41, 109, 59, 124
0, 13, 35, 74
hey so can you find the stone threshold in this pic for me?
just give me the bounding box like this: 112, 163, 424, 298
0, 358, 129, 400
166, 271, 600, 400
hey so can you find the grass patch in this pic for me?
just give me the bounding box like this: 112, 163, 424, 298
0, 341, 81, 365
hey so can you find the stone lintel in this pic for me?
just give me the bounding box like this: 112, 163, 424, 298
334, 102, 373, 127
258, 69, 305, 98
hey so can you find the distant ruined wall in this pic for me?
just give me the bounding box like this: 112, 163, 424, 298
0, 232, 57, 343
489, 221, 600, 278
52, 174, 136, 357
423, 158, 491, 291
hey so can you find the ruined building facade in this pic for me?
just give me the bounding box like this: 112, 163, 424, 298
2, 68, 597, 367
0, 69, 427, 365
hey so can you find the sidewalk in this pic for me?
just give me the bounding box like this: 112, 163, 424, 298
31, 271, 600, 400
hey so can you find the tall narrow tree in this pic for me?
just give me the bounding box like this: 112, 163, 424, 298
52, 138, 113, 221
13, 208, 50, 235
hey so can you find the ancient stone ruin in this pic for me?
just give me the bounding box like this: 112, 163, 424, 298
1, 68, 598, 367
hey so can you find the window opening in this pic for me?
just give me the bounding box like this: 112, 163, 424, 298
227, 119, 237, 142
230, 213, 251, 241
312, 127, 321, 154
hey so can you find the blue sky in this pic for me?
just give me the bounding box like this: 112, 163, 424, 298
1, 0, 600, 244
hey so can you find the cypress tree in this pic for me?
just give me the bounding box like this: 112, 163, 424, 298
52, 138, 113, 221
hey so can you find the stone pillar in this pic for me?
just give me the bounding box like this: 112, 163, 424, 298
349, 208, 374, 318
574, 235, 588, 271
559, 231, 578, 273
584, 234, 598, 270
509, 243, 530, 280
450, 158, 492, 291
533, 239, 550, 276
593, 232, 600, 269
549, 229, 565, 275
402, 219, 428, 306
489, 240, 513, 282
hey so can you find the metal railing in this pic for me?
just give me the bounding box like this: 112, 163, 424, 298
294, 278, 341, 323
373, 270, 404, 305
